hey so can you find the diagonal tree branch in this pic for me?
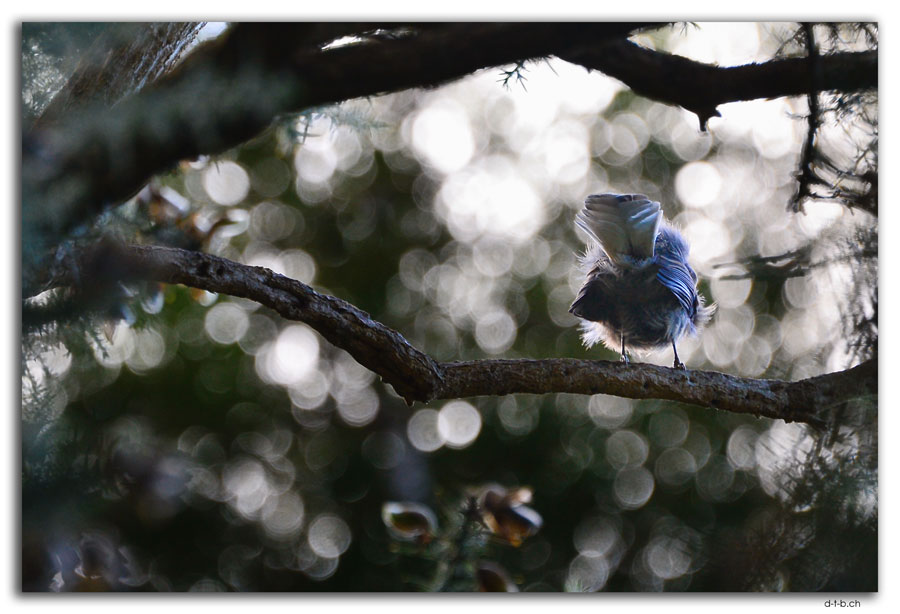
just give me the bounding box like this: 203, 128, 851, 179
32, 23, 205, 129
31, 242, 876, 429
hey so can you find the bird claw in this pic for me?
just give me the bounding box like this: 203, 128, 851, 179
673, 358, 686, 370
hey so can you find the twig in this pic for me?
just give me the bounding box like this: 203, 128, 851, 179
789, 23, 824, 213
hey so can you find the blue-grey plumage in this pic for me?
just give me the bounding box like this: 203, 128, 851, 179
569, 193, 714, 369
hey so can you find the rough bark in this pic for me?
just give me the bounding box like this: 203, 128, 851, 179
32, 23, 205, 129
32, 242, 876, 429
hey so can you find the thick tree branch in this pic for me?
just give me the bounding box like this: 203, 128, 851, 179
49, 240, 443, 404
34, 242, 876, 428
33, 23, 205, 129
23, 23, 876, 279
558, 39, 877, 129
21, 22, 651, 277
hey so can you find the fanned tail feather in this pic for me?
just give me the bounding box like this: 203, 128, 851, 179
575, 193, 662, 265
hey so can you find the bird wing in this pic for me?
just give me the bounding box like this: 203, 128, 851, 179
655, 246, 698, 318
575, 194, 661, 264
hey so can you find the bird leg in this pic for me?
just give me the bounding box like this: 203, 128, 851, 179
672, 341, 686, 370
620, 332, 629, 364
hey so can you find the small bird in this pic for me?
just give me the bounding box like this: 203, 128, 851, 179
569, 193, 713, 369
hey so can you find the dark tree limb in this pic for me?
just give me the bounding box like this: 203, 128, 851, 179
437, 358, 876, 430
21, 23, 651, 275
33, 242, 876, 429
48, 240, 444, 404
23, 22, 877, 279
558, 38, 877, 129
32, 23, 205, 129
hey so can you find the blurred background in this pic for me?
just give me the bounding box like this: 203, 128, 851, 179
20, 22, 877, 591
